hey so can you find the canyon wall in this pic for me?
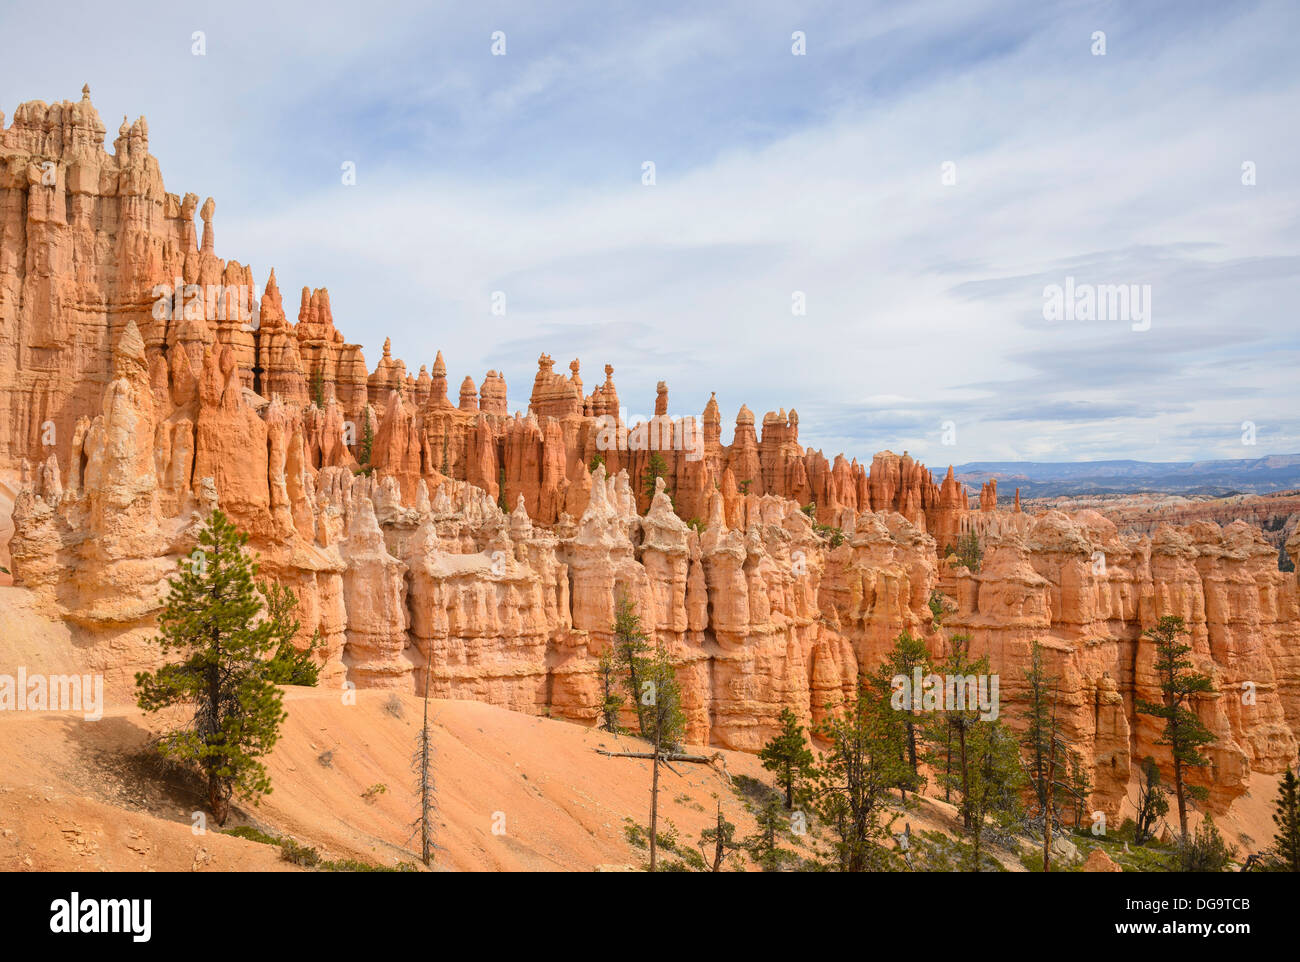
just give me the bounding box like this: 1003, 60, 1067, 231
4, 90, 1300, 822
1025, 491, 1300, 573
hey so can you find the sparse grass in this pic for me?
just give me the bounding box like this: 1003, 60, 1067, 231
624, 817, 710, 871
222, 825, 279, 846
906, 829, 1007, 872
278, 837, 321, 867
223, 826, 415, 872
624, 818, 648, 849
1018, 823, 1179, 872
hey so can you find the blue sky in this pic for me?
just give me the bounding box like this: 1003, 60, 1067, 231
3, 0, 1297, 464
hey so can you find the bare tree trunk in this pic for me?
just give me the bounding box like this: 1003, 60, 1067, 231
1043, 689, 1058, 873
206, 617, 227, 826
1173, 752, 1187, 841
208, 781, 230, 827
958, 724, 970, 829
418, 657, 435, 866
712, 803, 725, 872
649, 720, 661, 872
944, 724, 953, 803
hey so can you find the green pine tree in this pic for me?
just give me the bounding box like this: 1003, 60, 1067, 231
309, 366, 325, 409
745, 796, 789, 872
1134, 755, 1170, 846
921, 637, 1024, 869
261, 580, 321, 687
135, 510, 296, 825
1177, 814, 1235, 872
641, 647, 686, 872
611, 594, 651, 735
597, 646, 623, 733
699, 801, 744, 872
1066, 749, 1092, 828
358, 408, 375, 468
759, 707, 816, 808
1018, 639, 1072, 871
810, 685, 906, 871
960, 718, 1024, 871
1265, 766, 1300, 871
950, 531, 983, 572
870, 629, 932, 793
642, 452, 670, 506
1136, 615, 1216, 841
921, 634, 982, 808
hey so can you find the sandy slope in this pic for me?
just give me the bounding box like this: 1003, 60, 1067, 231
0, 584, 1283, 871
0, 688, 771, 872
0, 585, 771, 871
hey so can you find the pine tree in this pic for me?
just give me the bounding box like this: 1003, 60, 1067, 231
641, 648, 686, 872
1177, 814, 1235, 872
810, 685, 906, 871
1019, 640, 1071, 871
951, 531, 983, 572
597, 647, 623, 733
642, 452, 669, 505
870, 629, 932, 793
261, 580, 321, 687
611, 594, 651, 735
606, 594, 685, 871
135, 510, 295, 825
1265, 766, 1300, 871
310, 366, 325, 409
758, 707, 815, 808
921, 637, 1024, 870
1066, 750, 1092, 828
1136, 615, 1216, 841
745, 796, 788, 872
921, 635, 983, 812
698, 801, 743, 872
358, 407, 375, 469
1134, 755, 1170, 846
960, 718, 1024, 871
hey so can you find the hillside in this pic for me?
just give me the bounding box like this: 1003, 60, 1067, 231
1, 584, 1286, 872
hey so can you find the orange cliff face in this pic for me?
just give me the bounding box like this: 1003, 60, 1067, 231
3, 90, 1300, 823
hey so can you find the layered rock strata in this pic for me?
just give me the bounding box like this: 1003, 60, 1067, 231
4, 91, 1299, 821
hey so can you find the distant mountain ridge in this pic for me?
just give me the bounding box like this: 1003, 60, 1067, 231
939, 454, 1300, 498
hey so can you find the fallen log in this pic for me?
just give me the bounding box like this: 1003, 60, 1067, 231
594, 749, 713, 763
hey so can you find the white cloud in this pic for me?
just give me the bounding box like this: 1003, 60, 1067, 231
3, 0, 1296, 463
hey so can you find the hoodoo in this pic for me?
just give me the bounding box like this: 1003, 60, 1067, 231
2, 90, 1298, 826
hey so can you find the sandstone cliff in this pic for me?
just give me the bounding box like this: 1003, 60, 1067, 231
4, 90, 1299, 824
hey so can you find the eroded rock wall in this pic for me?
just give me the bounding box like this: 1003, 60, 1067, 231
5, 91, 1300, 824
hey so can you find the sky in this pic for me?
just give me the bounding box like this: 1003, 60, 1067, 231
2, 0, 1297, 466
